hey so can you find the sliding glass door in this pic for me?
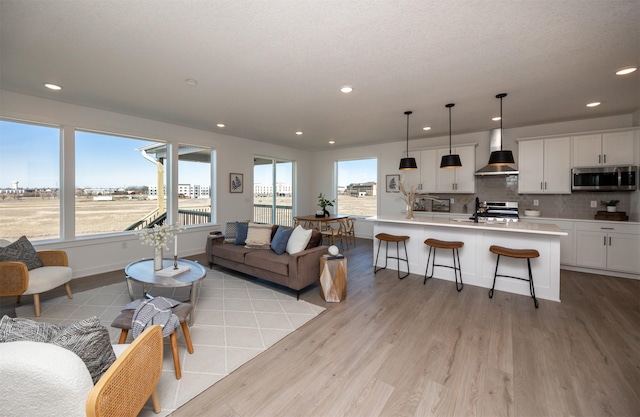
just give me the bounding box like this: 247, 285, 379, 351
253, 157, 293, 226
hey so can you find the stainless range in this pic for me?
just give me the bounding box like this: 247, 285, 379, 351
474, 201, 519, 222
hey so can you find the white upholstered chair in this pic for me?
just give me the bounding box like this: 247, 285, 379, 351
0, 325, 164, 417
0, 238, 73, 317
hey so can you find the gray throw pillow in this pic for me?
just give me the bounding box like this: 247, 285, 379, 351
0, 315, 61, 343
51, 316, 116, 384
0, 235, 44, 270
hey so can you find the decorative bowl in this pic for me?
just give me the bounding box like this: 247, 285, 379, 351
524, 209, 541, 217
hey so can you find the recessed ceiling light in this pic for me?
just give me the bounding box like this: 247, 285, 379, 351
586, 102, 601, 107
216, 123, 225, 128
44, 83, 62, 91
185, 79, 198, 86
295, 131, 303, 135
492, 117, 501, 121
615, 67, 637, 75
340, 86, 353, 93
422, 126, 431, 131
329, 140, 335, 144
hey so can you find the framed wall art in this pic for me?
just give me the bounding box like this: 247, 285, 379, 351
230, 173, 243, 193
386, 174, 400, 192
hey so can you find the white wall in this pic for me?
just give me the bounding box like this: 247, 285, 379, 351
1, 91, 314, 278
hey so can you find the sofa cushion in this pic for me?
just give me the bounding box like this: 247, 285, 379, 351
286, 225, 313, 255
51, 316, 116, 384
271, 226, 293, 255
234, 221, 249, 245
245, 250, 290, 276
0, 315, 61, 343
245, 222, 273, 249
305, 229, 323, 249
0, 235, 43, 270
212, 244, 255, 264
224, 222, 238, 243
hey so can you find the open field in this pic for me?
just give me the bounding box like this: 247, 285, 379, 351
1, 194, 376, 241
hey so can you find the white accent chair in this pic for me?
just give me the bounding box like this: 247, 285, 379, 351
0, 238, 73, 317
0, 325, 164, 417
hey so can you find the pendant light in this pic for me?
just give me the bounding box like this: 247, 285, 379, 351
440, 103, 462, 168
399, 110, 418, 170
487, 93, 515, 166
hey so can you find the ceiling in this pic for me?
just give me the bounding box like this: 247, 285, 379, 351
1, 0, 638, 151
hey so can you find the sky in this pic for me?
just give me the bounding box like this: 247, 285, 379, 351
1, 120, 377, 190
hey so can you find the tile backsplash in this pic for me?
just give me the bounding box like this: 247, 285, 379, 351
422, 175, 633, 219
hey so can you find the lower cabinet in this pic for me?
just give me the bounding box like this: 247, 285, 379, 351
575, 222, 640, 274
521, 218, 575, 266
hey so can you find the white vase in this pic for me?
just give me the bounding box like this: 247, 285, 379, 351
154, 248, 163, 270
606, 206, 616, 212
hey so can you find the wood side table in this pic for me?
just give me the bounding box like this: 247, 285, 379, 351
319, 256, 347, 302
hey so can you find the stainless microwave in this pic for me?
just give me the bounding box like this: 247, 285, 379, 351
571, 166, 637, 191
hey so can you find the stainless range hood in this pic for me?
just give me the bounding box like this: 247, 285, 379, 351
475, 129, 519, 176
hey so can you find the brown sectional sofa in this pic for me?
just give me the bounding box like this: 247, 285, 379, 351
206, 225, 328, 298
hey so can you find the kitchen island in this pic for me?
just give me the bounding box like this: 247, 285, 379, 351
367, 215, 568, 302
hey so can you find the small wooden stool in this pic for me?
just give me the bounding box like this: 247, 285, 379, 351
111, 302, 194, 379
424, 238, 464, 291
374, 233, 410, 279
488, 245, 540, 308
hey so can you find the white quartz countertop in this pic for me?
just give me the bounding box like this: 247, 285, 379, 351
367, 215, 567, 236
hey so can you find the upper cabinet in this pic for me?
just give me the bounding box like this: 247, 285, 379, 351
419, 149, 438, 193
402, 150, 422, 189
518, 137, 572, 194
434, 145, 476, 193
573, 131, 635, 167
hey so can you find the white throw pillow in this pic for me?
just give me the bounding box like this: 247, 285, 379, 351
244, 222, 273, 249
286, 225, 313, 255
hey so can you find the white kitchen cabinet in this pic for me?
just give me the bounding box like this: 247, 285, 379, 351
435, 145, 476, 193
575, 222, 640, 274
518, 137, 571, 194
521, 218, 575, 266
419, 149, 438, 193
573, 130, 635, 167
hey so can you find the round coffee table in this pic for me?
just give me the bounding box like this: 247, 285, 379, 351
124, 258, 207, 324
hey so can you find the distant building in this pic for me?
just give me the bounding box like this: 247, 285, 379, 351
345, 182, 377, 197
149, 184, 210, 199
254, 182, 292, 197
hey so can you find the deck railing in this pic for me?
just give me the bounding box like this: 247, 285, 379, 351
253, 204, 294, 226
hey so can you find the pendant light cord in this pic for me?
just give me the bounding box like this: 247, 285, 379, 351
406, 112, 410, 157
448, 105, 452, 153
496, 93, 507, 151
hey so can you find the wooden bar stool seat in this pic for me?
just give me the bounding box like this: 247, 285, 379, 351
424, 238, 464, 291
374, 233, 410, 279
488, 245, 540, 308
111, 302, 194, 379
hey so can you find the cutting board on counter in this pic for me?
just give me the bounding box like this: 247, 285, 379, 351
594, 211, 628, 221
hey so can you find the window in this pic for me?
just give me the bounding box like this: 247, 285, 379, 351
253, 157, 293, 226
0, 120, 61, 241
336, 158, 378, 216
177, 145, 212, 226
75, 131, 161, 236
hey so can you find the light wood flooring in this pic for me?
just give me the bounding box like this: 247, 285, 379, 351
171, 238, 639, 417
2, 239, 638, 416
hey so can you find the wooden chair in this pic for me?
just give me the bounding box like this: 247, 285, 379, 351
86, 325, 164, 417
0, 239, 73, 317
321, 219, 346, 250
343, 217, 357, 247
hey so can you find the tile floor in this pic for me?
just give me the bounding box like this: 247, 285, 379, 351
15, 267, 325, 416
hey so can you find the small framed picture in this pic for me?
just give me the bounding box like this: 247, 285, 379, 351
386, 174, 400, 192
230, 173, 243, 193
432, 199, 451, 212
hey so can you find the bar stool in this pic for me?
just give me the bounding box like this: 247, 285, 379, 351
488, 245, 540, 308
423, 238, 464, 291
111, 302, 194, 379
374, 233, 410, 279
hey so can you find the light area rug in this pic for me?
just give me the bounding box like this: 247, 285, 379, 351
15, 267, 325, 416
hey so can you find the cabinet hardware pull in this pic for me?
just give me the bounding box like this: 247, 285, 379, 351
603, 154, 606, 164
544, 182, 547, 190
609, 236, 611, 246
603, 236, 606, 245
598, 154, 601, 164
540, 182, 543, 190
600, 227, 614, 230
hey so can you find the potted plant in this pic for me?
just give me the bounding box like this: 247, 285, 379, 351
600, 199, 620, 213
317, 193, 335, 217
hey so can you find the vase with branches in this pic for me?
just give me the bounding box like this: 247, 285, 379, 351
398, 177, 449, 219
